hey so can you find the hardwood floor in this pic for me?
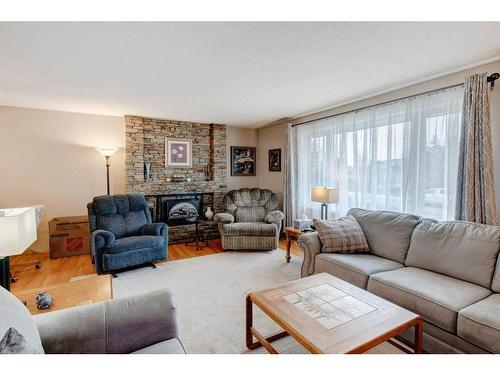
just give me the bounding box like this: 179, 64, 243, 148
9, 238, 303, 292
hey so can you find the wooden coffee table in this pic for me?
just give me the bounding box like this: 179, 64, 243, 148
14, 274, 112, 315
246, 273, 423, 354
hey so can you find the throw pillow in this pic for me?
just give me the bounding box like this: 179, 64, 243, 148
313, 216, 370, 254
0, 327, 41, 354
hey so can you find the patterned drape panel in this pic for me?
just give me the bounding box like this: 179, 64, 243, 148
455, 73, 497, 224
283, 122, 295, 227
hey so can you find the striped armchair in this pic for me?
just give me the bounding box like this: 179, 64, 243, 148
214, 188, 284, 250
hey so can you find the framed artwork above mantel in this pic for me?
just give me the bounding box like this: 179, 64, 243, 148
165, 138, 192, 168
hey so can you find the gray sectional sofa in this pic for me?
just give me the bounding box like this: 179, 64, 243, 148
298, 208, 500, 354
0, 287, 185, 354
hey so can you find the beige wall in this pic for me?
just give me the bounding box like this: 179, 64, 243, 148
0, 106, 125, 252
257, 122, 286, 207
226, 126, 259, 191
226, 124, 286, 208
270, 60, 500, 223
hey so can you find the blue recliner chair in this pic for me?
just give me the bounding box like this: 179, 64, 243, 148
87, 194, 168, 277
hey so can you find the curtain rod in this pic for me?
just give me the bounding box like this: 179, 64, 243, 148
292, 73, 499, 128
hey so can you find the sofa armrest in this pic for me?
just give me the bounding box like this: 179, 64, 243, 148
265, 210, 285, 224
297, 232, 322, 278
34, 289, 178, 354
214, 213, 234, 224
91, 229, 115, 249
140, 222, 167, 238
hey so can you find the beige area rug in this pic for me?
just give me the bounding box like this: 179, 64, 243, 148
112, 250, 400, 354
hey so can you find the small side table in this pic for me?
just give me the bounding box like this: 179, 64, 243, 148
186, 216, 210, 252
284, 227, 303, 263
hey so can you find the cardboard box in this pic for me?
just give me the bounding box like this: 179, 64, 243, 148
49, 216, 90, 259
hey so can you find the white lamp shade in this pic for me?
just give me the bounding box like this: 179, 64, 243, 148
95, 147, 119, 157
0, 207, 37, 256
311, 186, 339, 204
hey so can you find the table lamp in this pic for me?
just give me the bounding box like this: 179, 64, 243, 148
311, 186, 339, 220
95, 147, 119, 195
0, 207, 37, 290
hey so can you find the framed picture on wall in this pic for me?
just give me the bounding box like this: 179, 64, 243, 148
268, 148, 281, 172
230, 146, 256, 176
165, 138, 192, 168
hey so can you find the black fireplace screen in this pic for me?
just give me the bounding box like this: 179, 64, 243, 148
160, 195, 202, 226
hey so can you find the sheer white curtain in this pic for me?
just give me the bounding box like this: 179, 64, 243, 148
293, 86, 463, 221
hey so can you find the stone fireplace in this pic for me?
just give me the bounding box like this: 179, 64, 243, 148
125, 115, 226, 243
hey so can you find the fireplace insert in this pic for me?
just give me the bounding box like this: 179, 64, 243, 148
159, 194, 203, 226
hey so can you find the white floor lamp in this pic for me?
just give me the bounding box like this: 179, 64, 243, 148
95, 147, 119, 195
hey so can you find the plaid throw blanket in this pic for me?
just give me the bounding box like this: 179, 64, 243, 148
313, 216, 370, 253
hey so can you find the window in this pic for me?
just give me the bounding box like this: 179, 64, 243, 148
292, 86, 463, 220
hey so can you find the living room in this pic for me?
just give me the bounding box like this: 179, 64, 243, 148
1, 1, 500, 373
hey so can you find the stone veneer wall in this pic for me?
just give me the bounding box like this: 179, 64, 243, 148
125, 115, 227, 243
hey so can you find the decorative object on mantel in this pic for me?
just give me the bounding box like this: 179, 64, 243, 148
166, 174, 189, 183
94, 147, 120, 195
311, 186, 339, 220
268, 148, 281, 172
230, 146, 256, 176
204, 206, 214, 221
144, 162, 152, 180
35, 291, 54, 310
165, 138, 192, 168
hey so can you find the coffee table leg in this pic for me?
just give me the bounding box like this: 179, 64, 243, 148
286, 234, 291, 263
246, 295, 254, 349
246, 294, 289, 353
414, 319, 423, 354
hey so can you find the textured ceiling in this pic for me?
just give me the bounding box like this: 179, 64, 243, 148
1, 22, 500, 127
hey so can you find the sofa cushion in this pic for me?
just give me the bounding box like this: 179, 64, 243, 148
222, 222, 277, 237
458, 294, 500, 353
405, 219, 500, 288
347, 208, 421, 263
226, 188, 276, 208
0, 286, 44, 354
367, 267, 491, 333
314, 216, 370, 254
314, 253, 403, 289
98, 211, 148, 239
93, 194, 148, 215
132, 338, 186, 354
106, 235, 165, 254
93, 195, 150, 238
234, 206, 266, 222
